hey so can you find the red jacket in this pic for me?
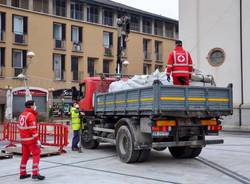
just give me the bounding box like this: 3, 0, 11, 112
18, 108, 39, 145
166, 46, 193, 78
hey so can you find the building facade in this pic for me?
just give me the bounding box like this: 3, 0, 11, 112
0, 0, 178, 121
179, 0, 250, 130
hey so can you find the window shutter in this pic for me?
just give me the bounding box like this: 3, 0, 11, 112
53, 23, 56, 39
61, 55, 65, 71
71, 56, 78, 71
109, 32, 113, 46
0, 48, 5, 67
62, 24, 66, 40
1, 13, 6, 31
79, 27, 82, 42
52, 54, 55, 70
23, 50, 27, 68
12, 15, 14, 32
23, 17, 28, 34
71, 26, 73, 41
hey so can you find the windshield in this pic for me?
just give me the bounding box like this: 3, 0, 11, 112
79, 83, 86, 99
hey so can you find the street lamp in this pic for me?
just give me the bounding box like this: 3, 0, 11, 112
17, 51, 35, 101
122, 60, 129, 76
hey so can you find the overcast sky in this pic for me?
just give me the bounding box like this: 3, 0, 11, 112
112, 0, 179, 20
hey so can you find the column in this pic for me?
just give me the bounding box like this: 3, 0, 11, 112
151, 19, 155, 35
66, 0, 71, 18
6, 0, 11, 6
139, 16, 143, 33
99, 7, 103, 24
49, 0, 53, 14
113, 11, 117, 27
29, 0, 33, 10
163, 22, 166, 37
83, 3, 88, 21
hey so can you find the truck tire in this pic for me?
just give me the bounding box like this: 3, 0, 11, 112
81, 130, 99, 149
116, 125, 140, 163
153, 147, 167, 151
168, 146, 202, 159
137, 149, 151, 162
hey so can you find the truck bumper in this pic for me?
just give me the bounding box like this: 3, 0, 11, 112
152, 139, 224, 148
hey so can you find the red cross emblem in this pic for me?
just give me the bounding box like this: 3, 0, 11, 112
177, 55, 186, 63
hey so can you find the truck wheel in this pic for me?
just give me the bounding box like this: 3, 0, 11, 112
153, 147, 167, 151
137, 149, 151, 162
116, 125, 140, 163
81, 130, 99, 149
169, 146, 202, 159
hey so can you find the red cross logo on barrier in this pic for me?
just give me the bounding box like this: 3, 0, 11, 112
177, 55, 186, 63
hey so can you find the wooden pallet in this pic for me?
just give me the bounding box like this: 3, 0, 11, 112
0, 150, 13, 160
4, 146, 61, 157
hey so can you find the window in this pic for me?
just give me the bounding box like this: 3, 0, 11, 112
53, 54, 65, 80
0, 47, 5, 67
12, 15, 27, 44
11, 0, 29, 9
0, 12, 6, 41
71, 0, 84, 20
154, 20, 163, 36
33, 0, 49, 13
71, 26, 82, 43
155, 41, 162, 61
103, 60, 110, 74
12, 49, 26, 76
130, 14, 140, 32
103, 32, 113, 56
143, 64, 151, 75
71, 56, 79, 81
53, 0, 67, 17
143, 39, 151, 60
143, 18, 151, 34
0, 0, 7, 5
87, 58, 95, 77
208, 48, 225, 67
53, 23, 66, 48
87, 6, 99, 23
165, 23, 174, 38
103, 9, 113, 26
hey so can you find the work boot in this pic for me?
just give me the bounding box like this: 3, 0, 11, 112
32, 174, 45, 180
20, 174, 31, 179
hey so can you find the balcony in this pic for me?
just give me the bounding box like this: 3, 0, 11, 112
54, 39, 66, 50
143, 25, 152, 34
0, 67, 5, 77
155, 28, 163, 36
72, 42, 83, 52
72, 71, 83, 82
87, 14, 99, 23
13, 68, 23, 77
144, 51, 151, 60
13, 33, 27, 45
53, 6, 67, 17
54, 70, 65, 81
0, 30, 5, 42
155, 52, 163, 62
104, 47, 113, 57
71, 10, 84, 20
103, 17, 113, 26
130, 23, 140, 32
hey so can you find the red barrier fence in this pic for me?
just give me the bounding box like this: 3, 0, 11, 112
1, 122, 69, 153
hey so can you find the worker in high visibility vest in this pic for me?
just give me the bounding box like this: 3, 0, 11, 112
70, 102, 81, 151
166, 40, 193, 85
18, 100, 45, 180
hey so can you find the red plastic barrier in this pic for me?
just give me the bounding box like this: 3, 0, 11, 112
1, 122, 69, 153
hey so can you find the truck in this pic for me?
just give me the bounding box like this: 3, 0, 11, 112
78, 76, 233, 163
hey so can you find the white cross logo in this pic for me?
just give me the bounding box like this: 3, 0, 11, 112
19, 115, 26, 126
177, 55, 186, 63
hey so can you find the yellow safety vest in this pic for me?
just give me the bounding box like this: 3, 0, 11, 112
70, 107, 81, 130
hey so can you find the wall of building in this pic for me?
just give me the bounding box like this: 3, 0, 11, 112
179, 0, 250, 129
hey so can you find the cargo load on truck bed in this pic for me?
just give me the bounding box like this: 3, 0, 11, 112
95, 80, 233, 118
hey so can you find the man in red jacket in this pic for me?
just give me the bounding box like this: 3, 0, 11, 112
18, 100, 45, 180
166, 40, 193, 85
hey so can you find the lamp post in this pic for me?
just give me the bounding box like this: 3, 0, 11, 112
17, 51, 35, 101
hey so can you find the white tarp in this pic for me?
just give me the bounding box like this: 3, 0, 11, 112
108, 69, 214, 92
